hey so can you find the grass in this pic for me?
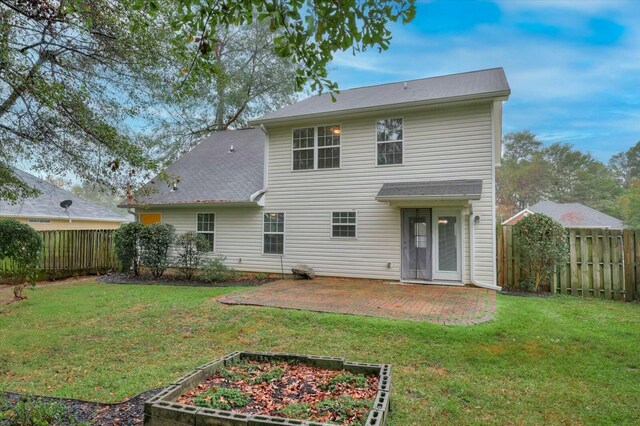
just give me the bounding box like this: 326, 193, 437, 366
0, 280, 639, 425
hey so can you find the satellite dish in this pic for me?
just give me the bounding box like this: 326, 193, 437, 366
60, 200, 73, 209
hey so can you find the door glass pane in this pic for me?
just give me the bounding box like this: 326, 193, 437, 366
438, 216, 457, 271
414, 221, 427, 248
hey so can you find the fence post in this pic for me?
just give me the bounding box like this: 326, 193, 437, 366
623, 230, 635, 302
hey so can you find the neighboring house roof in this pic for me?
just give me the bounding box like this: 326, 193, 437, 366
0, 168, 128, 222
501, 209, 533, 226
252, 68, 510, 125
376, 179, 483, 202
504, 201, 624, 229
121, 128, 265, 207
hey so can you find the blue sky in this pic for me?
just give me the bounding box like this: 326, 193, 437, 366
328, 0, 640, 163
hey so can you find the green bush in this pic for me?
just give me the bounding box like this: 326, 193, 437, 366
0, 219, 43, 299
139, 223, 175, 278
201, 255, 237, 282
514, 213, 569, 292
194, 388, 250, 410
113, 222, 145, 276
0, 396, 87, 425
173, 232, 210, 280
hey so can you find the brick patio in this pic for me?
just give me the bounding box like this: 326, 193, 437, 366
218, 277, 496, 325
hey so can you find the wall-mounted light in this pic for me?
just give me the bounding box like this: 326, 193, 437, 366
474, 215, 480, 224
386, 262, 392, 269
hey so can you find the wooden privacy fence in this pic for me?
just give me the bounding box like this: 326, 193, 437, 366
0, 229, 117, 278
497, 225, 639, 301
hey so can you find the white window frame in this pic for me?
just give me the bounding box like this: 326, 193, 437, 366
262, 212, 285, 255
196, 212, 216, 252
330, 211, 357, 239
375, 117, 404, 166
292, 124, 341, 171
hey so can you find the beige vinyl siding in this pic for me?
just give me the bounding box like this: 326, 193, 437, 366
263, 102, 495, 282
2, 217, 124, 231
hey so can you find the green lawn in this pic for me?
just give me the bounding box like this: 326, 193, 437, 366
0, 281, 639, 425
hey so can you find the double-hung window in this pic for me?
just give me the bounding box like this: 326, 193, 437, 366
263, 213, 284, 254
376, 118, 403, 165
332, 212, 357, 238
197, 213, 215, 251
293, 125, 341, 170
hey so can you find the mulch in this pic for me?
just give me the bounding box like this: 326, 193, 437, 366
1, 389, 164, 425
97, 273, 277, 288
499, 289, 555, 298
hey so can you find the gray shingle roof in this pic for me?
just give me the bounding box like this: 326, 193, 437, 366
376, 179, 483, 201
0, 168, 128, 222
122, 128, 265, 206
529, 201, 624, 229
253, 68, 510, 124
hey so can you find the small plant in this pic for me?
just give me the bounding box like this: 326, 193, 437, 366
252, 367, 284, 384
194, 388, 250, 410
0, 219, 43, 299
255, 273, 268, 280
113, 222, 145, 276
315, 396, 371, 423
321, 372, 367, 391
139, 223, 175, 278
0, 396, 84, 425
173, 232, 210, 280
278, 402, 312, 419
513, 213, 569, 292
201, 255, 237, 283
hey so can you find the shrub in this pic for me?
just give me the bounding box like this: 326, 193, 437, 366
173, 232, 210, 280
0, 220, 43, 299
514, 213, 569, 292
201, 255, 237, 282
113, 222, 145, 276
194, 388, 250, 410
139, 223, 175, 278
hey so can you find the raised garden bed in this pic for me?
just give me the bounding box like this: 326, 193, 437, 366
144, 351, 391, 426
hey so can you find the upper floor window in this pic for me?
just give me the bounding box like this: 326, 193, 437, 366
197, 213, 215, 251
293, 125, 341, 170
376, 118, 403, 165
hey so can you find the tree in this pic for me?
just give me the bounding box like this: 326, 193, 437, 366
513, 214, 568, 293
0, 0, 165, 203
149, 0, 416, 95
609, 141, 640, 188
72, 181, 130, 217
618, 180, 640, 230
149, 19, 299, 162
0, 219, 43, 298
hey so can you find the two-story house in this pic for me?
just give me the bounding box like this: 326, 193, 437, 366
120, 68, 510, 289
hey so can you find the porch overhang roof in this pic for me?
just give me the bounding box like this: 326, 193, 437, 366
375, 179, 483, 202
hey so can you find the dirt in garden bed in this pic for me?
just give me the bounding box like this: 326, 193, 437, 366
178, 360, 378, 425
97, 272, 278, 288
1, 389, 163, 425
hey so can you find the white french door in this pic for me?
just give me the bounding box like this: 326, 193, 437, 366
432, 209, 462, 281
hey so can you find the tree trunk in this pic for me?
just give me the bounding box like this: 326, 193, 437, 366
0, 51, 53, 119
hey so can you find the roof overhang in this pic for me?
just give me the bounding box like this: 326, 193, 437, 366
0, 213, 128, 222
376, 179, 483, 203
251, 91, 511, 127
118, 201, 261, 209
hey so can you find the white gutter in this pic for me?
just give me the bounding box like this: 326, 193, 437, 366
469, 212, 502, 291
249, 189, 266, 202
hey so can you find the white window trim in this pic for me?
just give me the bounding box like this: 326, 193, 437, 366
330, 211, 358, 239
196, 212, 216, 253
292, 124, 341, 171
375, 117, 404, 166
262, 212, 286, 256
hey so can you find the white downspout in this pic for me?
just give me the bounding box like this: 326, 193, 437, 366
469, 212, 502, 291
